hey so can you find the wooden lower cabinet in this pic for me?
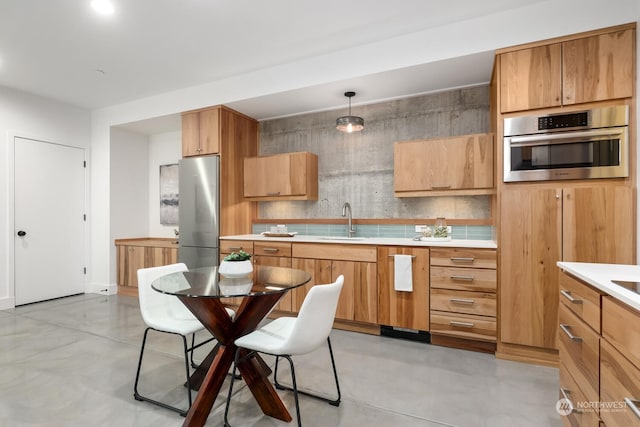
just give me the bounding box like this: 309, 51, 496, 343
291, 257, 376, 323
559, 303, 600, 405
254, 241, 292, 313
291, 243, 377, 326
600, 340, 640, 427
430, 248, 497, 350
559, 361, 601, 427
220, 240, 254, 306
117, 245, 145, 289
115, 239, 178, 296
377, 247, 429, 331
254, 249, 293, 312
558, 270, 640, 426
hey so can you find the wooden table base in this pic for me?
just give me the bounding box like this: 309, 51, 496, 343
178, 293, 292, 427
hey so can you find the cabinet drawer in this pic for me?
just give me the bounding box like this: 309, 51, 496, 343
559, 361, 600, 427
430, 310, 496, 342
292, 243, 377, 262
430, 266, 496, 292
602, 296, 640, 370
430, 289, 496, 317
601, 339, 640, 427
559, 304, 600, 405
220, 240, 254, 254
559, 272, 602, 334
430, 248, 496, 269
254, 241, 292, 257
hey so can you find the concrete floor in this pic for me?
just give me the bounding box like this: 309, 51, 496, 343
0, 294, 563, 427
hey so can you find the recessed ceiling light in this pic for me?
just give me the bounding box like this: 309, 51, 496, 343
91, 0, 114, 15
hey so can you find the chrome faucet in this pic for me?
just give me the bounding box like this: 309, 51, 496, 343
341, 202, 356, 238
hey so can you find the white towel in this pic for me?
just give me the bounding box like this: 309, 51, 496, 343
393, 254, 413, 292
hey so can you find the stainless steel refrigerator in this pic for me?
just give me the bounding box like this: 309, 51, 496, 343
178, 156, 220, 269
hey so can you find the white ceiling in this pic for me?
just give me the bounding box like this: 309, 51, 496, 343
0, 0, 558, 131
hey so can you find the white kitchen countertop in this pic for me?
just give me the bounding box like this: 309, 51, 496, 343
557, 262, 640, 312
221, 234, 497, 249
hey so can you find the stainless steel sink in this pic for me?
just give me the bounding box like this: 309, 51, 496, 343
318, 236, 366, 241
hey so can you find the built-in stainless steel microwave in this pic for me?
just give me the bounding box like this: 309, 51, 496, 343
503, 105, 629, 182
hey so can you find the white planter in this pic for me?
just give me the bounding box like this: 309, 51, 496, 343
218, 260, 253, 278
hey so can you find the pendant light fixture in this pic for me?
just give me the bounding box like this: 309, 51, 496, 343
336, 91, 364, 133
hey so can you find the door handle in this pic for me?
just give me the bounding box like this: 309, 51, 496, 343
17, 230, 26, 237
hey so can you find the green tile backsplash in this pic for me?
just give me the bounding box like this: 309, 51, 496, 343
252, 223, 494, 240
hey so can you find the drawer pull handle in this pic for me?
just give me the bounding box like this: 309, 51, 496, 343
560, 290, 583, 304
388, 255, 416, 258
624, 398, 640, 420
450, 275, 474, 281
228, 246, 242, 251
262, 248, 280, 253
559, 388, 581, 414
559, 324, 582, 342
430, 185, 451, 190
450, 257, 474, 263
266, 192, 281, 196
449, 321, 474, 328
450, 298, 475, 305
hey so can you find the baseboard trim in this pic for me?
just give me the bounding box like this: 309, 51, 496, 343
0, 296, 15, 310
431, 334, 496, 354
496, 342, 559, 367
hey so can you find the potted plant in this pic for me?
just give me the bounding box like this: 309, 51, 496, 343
219, 250, 253, 278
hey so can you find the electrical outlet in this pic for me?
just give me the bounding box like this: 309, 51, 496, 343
414, 225, 427, 233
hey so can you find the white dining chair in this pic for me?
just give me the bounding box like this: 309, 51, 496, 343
224, 275, 344, 427
133, 263, 233, 416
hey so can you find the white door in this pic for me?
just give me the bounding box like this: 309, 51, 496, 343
14, 137, 85, 305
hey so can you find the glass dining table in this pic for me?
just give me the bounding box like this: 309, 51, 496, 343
152, 265, 312, 427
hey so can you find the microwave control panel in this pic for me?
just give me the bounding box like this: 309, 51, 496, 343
538, 111, 588, 130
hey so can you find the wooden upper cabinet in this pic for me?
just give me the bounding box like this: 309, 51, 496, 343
499, 27, 634, 112
394, 133, 494, 197
500, 43, 562, 113
244, 152, 318, 200
182, 107, 221, 157
563, 29, 634, 105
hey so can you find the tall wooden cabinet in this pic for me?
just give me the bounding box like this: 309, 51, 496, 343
500, 185, 634, 362
494, 23, 636, 365
500, 26, 634, 113
182, 105, 258, 236
500, 188, 563, 351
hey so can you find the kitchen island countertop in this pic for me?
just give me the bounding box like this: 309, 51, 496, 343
220, 234, 497, 249
557, 261, 640, 312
